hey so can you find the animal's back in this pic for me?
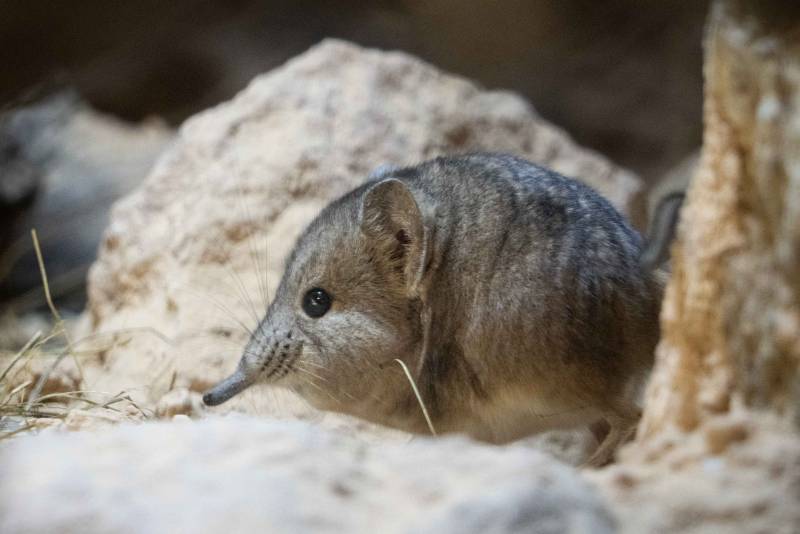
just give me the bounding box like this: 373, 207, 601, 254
396, 154, 662, 446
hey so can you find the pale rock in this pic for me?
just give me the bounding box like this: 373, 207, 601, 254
154, 387, 205, 418
589, 413, 800, 534
0, 417, 615, 534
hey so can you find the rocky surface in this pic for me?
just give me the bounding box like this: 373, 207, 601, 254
0, 417, 615, 534
587, 2, 800, 533
589, 413, 800, 533
77, 38, 643, 423
639, 0, 800, 438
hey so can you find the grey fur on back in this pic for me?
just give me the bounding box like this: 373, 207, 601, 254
204, 152, 663, 464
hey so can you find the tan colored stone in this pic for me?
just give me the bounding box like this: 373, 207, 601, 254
154, 388, 204, 418
640, 0, 800, 439
704, 415, 750, 455
590, 413, 800, 534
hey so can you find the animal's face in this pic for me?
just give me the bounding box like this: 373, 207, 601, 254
203, 177, 431, 410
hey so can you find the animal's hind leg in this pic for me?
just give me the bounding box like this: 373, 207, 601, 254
584, 403, 640, 468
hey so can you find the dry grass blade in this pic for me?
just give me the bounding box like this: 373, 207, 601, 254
30, 229, 84, 383
394, 358, 437, 436
1, 386, 152, 441
0, 330, 42, 383
117, 392, 149, 418
25, 349, 68, 410
3, 380, 33, 404
0, 423, 36, 441
0, 232, 163, 438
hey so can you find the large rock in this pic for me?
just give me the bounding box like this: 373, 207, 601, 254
639, 0, 800, 439
586, 3, 800, 533
0, 417, 615, 534
78, 39, 643, 423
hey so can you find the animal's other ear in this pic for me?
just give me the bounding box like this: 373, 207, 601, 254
361, 179, 428, 296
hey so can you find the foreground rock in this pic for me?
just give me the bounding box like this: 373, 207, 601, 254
79, 39, 642, 423
590, 413, 800, 533
0, 417, 614, 534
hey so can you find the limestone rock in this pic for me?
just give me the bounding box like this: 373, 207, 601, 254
80, 39, 643, 423
640, 0, 800, 438
584, 2, 800, 532
0, 417, 615, 534
589, 413, 800, 534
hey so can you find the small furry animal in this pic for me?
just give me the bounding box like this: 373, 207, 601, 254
203, 153, 665, 466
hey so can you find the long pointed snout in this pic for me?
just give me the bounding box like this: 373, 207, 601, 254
202, 368, 255, 406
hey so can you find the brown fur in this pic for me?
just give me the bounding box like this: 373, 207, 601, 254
204, 153, 664, 467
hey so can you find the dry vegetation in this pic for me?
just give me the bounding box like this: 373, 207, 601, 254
0, 231, 150, 440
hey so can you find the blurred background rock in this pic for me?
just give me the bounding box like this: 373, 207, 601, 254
0, 0, 706, 327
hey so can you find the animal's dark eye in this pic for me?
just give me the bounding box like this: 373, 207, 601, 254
302, 287, 332, 318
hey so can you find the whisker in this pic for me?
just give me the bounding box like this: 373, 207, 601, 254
261, 224, 271, 314
296, 371, 339, 402
178, 284, 256, 337
293, 365, 327, 383
237, 187, 270, 316
296, 359, 326, 370
223, 263, 262, 328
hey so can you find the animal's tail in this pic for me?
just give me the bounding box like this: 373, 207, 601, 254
640, 192, 685, 271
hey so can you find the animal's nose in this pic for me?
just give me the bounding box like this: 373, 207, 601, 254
202, 368, 254, 406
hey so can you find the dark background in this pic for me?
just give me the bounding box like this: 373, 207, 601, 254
0, 0, 708, 314
1, 0, 707, 182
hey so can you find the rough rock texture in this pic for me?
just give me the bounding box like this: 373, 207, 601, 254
585, 3, 800, 533
78, 39, 643, 426
0, 417, 615, 534
590, 413, 800, 533
640, 0, 800, 438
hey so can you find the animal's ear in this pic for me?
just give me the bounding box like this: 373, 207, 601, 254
361, 179, 429, 296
